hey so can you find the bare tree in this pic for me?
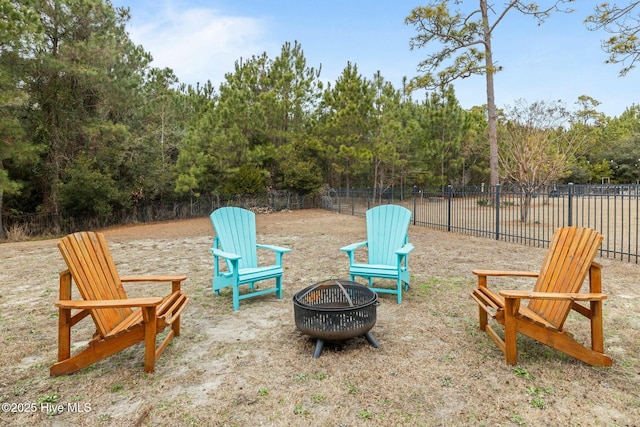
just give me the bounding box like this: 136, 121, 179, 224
498, 99, 588, 222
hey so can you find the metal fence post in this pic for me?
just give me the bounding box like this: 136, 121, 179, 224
567, 182, 573, 226
495, 184, 501, 240
447, 185, 452, 232
351, 187, 354, 216
413, 185, 417, 226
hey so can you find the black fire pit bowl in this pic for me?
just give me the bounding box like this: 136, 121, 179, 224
293, 279, 379, 358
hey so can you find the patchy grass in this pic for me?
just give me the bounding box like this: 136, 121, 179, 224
0, 210, 639, 426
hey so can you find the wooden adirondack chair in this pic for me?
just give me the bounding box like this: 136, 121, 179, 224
51, 231, 189, 376
210, 207, 291, 310
340, 204, 414, 304
471, 226, 612, 366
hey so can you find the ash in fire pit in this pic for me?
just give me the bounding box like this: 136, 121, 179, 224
293, 279, 379, 358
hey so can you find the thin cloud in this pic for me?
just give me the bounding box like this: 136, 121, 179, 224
114, 0, 639, 117
126, 7, 271, 87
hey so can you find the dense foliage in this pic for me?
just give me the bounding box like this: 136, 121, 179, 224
1, 0, 639, 236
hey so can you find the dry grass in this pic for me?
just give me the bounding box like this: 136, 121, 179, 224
4, 223, 30, 242
1, 209, 639, 426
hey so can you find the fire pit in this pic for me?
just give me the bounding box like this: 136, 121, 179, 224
293, 279, 379, 358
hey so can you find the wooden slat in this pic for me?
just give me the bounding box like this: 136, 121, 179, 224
543, 228, 587, 322
50, 326, 146, 376
472, 270, 539, 278
120, 275, 188, 283
559, 229, 601, 325
529, 227, 602, 329
155, 330, 175, 361
470, 225, 611, 366
52, 231, 189, 376
158, 292, 189, 324
56, 297, 164, 310
58, 233, 131, 336
108, 310, 143, 337
471, 291, 495, 311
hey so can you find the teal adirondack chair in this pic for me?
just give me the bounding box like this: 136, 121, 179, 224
210, 207, 291, 310
340, 205, 414, 304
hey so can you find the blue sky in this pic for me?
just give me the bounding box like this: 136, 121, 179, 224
111, 0, 639, 117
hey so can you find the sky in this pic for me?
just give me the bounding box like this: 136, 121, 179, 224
110, 0, 640, 118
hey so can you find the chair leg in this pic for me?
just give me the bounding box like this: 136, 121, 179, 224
57, 271, 73, 363
57, 307, 72, 363
504, 299, 518, 365
591, 300, 605, 354
233, 285, 240, 311
143, 306, 157, 373
396, 277, 403, 304
213, 279, 221, 296
478, 306, 488, 331
172, 313, 181, 337
276, 276, 283, 299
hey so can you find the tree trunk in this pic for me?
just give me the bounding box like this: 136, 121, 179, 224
481, 0, 500, 186
520, 192, 532, 223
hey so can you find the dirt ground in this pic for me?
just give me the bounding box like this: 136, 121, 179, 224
1, 209, 639, 427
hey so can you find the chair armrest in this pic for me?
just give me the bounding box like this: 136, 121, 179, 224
395, 243, 414, 256
499, 290, 607, 301
120, 275, 187, 283
340, 241, 368, 253
56, 297, 163, 309
472, 270, 539, 278
210, 247, 241, 261
257, 243, 292, 253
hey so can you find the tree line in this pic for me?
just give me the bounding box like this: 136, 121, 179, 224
1, 0, 640, 237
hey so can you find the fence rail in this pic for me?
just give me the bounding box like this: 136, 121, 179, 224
323, 184, 640, 264
6, 185, 640, 264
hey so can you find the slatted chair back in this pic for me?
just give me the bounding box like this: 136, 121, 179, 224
57, 232, 131, 337
366, 205, 412, 266
529, 226, 603, 330
211, 207, 259, 270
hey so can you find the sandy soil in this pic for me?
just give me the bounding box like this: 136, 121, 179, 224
1, 209, 639, 426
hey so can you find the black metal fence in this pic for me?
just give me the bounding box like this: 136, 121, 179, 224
323, 184, 640, 264
2, 191, 310, 239
7, 184, 640, 264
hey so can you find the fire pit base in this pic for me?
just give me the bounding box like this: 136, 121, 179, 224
293, 279, 379, 358
313, 331, 379, 359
